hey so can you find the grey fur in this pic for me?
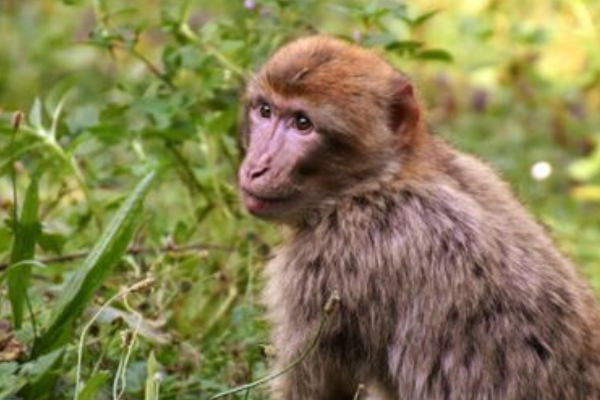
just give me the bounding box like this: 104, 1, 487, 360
262, 141, 600, 400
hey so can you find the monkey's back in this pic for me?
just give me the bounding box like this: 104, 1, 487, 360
264, 138, 600, 400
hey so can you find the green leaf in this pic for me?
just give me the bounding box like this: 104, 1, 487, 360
66, 104, 100, 133
21, 349, 63, 380
362, 33, 399, 48
389, 3, 409, 19
61, 0, 85, 5
0, 226, 12, 254
385, 40, 424, 54
29, 98, 44, 130
77, 371, 110, 400
417, 48, 453, 62
133, 97, 175, 130
18, 349, 64, 399
144, 351, 161, 400
569, 146, 600, 182
0, 142, 44, 178
38, 231, 67, 255
0, 136, 41, 177
411, 9, 441, 27
8, 174, 42, 329
33, 171, 156, 356
571, 185, 600, 202
0, 363, 23, 399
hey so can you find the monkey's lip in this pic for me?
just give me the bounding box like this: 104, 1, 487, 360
241, 189, 295, 214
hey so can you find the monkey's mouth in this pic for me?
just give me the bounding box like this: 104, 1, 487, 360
241, 189, 295, 215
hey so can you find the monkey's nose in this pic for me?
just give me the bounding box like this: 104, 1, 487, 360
248, 165, 270, 181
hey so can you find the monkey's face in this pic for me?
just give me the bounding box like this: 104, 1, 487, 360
238, 93, 328, 222
238, 90, 401, 223
238, 36, 421, 223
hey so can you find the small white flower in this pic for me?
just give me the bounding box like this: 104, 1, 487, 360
531, 161, 552, 181
154, 371, 165, 382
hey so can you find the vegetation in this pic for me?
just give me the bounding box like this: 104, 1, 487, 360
0, 0, 599, 398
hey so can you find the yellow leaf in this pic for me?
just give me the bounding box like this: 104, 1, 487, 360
571, 185, 600, 202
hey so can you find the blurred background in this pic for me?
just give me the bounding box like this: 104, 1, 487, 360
0, 0, 599, 398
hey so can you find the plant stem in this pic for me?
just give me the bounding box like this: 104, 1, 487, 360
0, 242, 233, 272
167, 143, 205, 197
178, 23, 245, 79
126, 45, 176, 90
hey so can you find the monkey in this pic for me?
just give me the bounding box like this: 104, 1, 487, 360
237, 35, 600, 400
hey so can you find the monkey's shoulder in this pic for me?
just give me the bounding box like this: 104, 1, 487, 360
275, 170, 581, 301
276, 181, 497, 277
326, 179, 493, 245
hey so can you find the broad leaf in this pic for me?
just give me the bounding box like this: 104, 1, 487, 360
33, 171, 156, 356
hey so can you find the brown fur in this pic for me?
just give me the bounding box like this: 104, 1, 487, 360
243, 36, 600, 400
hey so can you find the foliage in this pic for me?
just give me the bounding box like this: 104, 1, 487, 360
0, 0, 599, 398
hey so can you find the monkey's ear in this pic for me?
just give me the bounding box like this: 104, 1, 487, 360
388, 78, 421, 145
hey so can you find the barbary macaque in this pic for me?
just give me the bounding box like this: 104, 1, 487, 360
238, 35, 600, 399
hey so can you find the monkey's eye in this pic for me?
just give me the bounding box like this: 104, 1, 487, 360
259, 103, 272, 119
294, 114, 313, 132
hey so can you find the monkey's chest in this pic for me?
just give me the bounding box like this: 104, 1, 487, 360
274, 251, 397, 356
268, 209, 406, 356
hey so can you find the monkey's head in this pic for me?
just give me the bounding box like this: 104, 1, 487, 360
239, 35, 423, 223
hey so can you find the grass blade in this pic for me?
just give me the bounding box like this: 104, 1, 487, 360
144, 351, 161, 400
33, 171, 156, 356
8, 174, 41, 329
77, 371, 110, 400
